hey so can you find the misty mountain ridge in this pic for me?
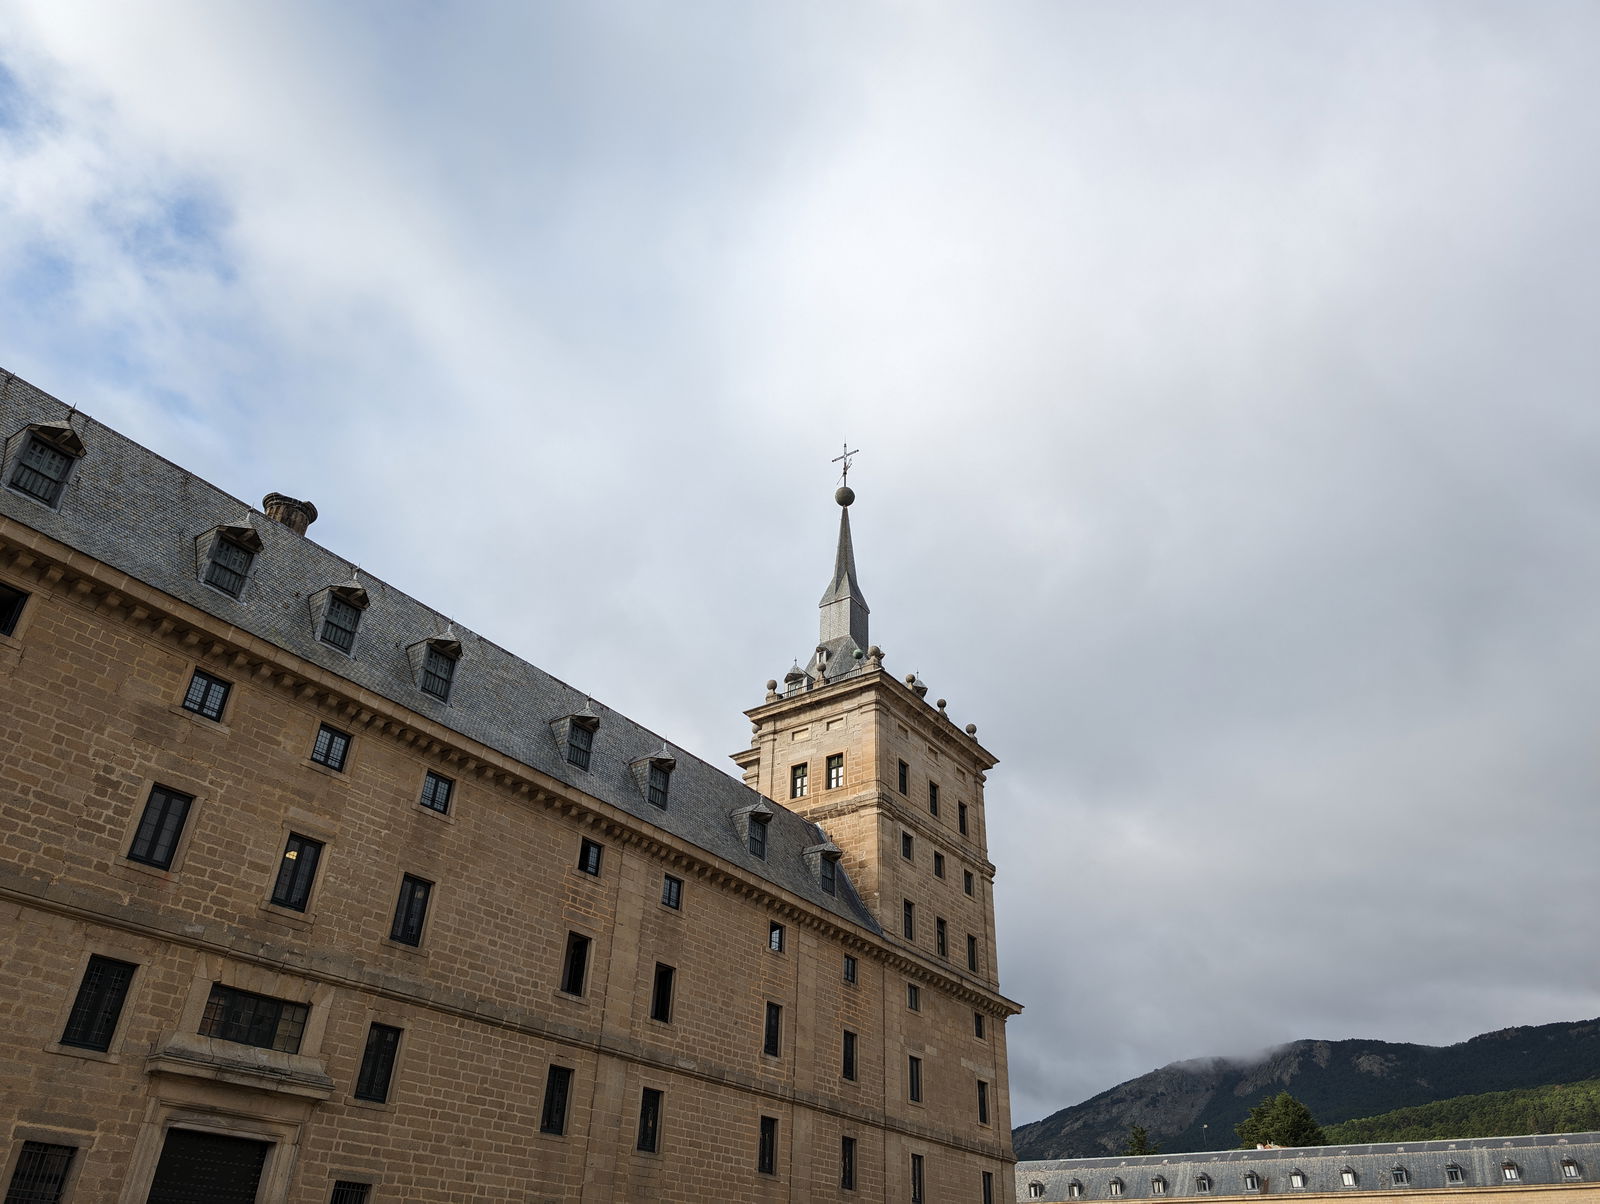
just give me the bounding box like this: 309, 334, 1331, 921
1013, 1018, 1600, 1161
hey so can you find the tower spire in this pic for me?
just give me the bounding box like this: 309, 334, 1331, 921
811, 446, 870, 678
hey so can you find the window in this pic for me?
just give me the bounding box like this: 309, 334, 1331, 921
749, 813, 769, 859
540, 1065, 573, 1134
958, 801, 968, 834
842, 1030, 857, 1080
1391, 1168, 1409, 1186
0, 582, 26, 637
647, 762, 670, 807
182, 669, 231, 721
354, 1023, 401, 1102
1561, 1160, 1581, 1180
826, 753, 844, 789
1111, 1178, 1125, 1196
566, 720, 595, 770
906, 983, 921, 1011
757, 1115, 778, 1175
205, 536, 255, 597
420, 770, 453, 814
933, 851, 945, 878
1196, 1176, 1211, 1194
127, 784, 193, 869
1340, 1170, 1357, 1187
843, 954, 857, 984
967, 934, 979, 971
650, 963, 674, 1023
936, 918, 948, 958
636, 1088, 663, 1153
1070, 1180, 1086, 1198
898, 759, 909, 793
578, 838, 603, 876
911, 1153, 926, 1204
842, 1135, 857, 1191
768, 921, 785, 953
820, 855, 837, 895
1152, 1177, 1167, 1194
984, 1171, 995, 1204
763, 1002, 782, 1056
1029, 1183, 1046, 1200
60, 955, 136, 1051
311, 723, 351, 771
330, 1183, 372, 1204
390, 875, 431, 946
974, 1011, 986, 1038
1290, 1171, 1307, 1189
561, 932, 591, 995
901, 832, 914, 860
1445, 1166, 1464, 1185
661, 874, 683, 909
320, 595, 361, 652
270, 833, 323, 911
420, 644, 456, 700
1243, 1172, 1260, 1191
964, 869, 975, 896
1502, 1164, 1521, 1182
10, 434, 75, 505
903, 899, 915, 940
928, 782, 940, 816
4, 1141, 76, 1204
908, 1054, 923, 1102
790, 763, 808, 798
978, 1078, 990, 1124
199, 983, 308, 1052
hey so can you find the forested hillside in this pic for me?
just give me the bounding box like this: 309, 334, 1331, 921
1324, 1079, 1600, 1144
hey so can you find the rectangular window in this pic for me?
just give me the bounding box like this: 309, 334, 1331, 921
933, 851, 945, 878
420, 646, 455, 700
270, 833, 324, 911
768, 921, 785, 953
936, 917, 948, 958
661, 874, 683, 909
928, 782, 940, 816
906, 982, 921, 1010
561, 932, 591, 995
390, 874, 432, 946
181, 669, 231, 721
1502, 1166, 1520, 1182
420, 770, 453, 814
903, 899, 915, 940
4, 1141, 76, 1204
826, 752, 844, 789
60, 955, 136, 1051
566, 721, 594, 770
842, 1135, 857, 1191
578, 837, 603, 876
974, 1011, 986, 1039
650, 963, 675, 1023
897, 759, 909, 793
984, 1171, 996, 1204
820, 856, 837, 895
0, 581, 27, 637
901, 831, 914, 860
843, 954, 857, 984
636, 1087, 663, 1153
540, 1065, 573, 1134
311, 723, 351, 771
978, 1078, 991, 1124
354, 1022, 402, 1102
964, 869, 975, 896
647, 763, 670, 807
763, 1001, 782, 1057
205, 536, 254, 597
127, 784, 193, 869
842, 1030, 858, 1081
789, 763, 808, 798
330, 1183, 372, 1204
758, 1116, 778, 1175
967, 934, 979, 971
10, 436, 73, 505
1446, 1167, 1464, 1185
1391, 1169, 1408, 1186
908, 1054, 923, 1102
199, 983, 308, 1052
912, 1152, 926, 1204
320, 595, 361, 652
749, 815, 769, 860
959, 801, 969, 834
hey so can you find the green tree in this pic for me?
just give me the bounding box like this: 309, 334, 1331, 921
1236, 1092, 1327, 1149
1124, 1125, 1160, 1155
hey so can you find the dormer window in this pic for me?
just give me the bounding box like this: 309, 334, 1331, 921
1109, 1179, 1123, 1197
631, 747, 677, 809
1068, 1182, 1084, 1199
803, 840, 843, 896
198, 525, 262, 599
1561, 1160, 1581, 1180
1290, 1171, 1307, 1189
1502, 1164, 1520, 1183
732, 799, 775, 859
551, 705, 600, 770
568, 722, 593, 768
7, 423, 84, 507
1340, 1170, 1357, 1187
314, 583, 369, 653
749, 812, 769, 858
1195, 1176, 1211, 1194
406, 636, 461, 702
1445, 1166, 1464, 1185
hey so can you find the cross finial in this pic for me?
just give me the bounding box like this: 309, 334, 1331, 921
832, 441, 859, 486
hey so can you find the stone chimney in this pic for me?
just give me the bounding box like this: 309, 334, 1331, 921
262, 493, 318, 536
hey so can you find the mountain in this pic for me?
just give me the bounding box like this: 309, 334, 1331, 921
1012, 1018, 1600, 1160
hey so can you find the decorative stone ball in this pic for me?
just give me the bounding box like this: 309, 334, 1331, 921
905, 674, 917, 684
766, 680, 778, 691
966, 723, 977, 735
936, 699, 947, 710
836, 485, 856, 507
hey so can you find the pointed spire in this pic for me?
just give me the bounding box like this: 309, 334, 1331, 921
818, 485, 869, 649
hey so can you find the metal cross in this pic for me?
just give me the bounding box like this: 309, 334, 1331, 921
832, 442, 859, 485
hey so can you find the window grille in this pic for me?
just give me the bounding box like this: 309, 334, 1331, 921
127, 784, 193, 869
271, 833, 323, 911
61, 955, 136, 1051
4, 1141, 76, 1204
636, 1088, 663, 1152
540, 1065, 573, 1134
420, 770, 453, 814
661, 874, 682, 909
354, 1023, 402, 1102
311, 724, 350, 770
330, 1184, 371, 1204
199, 983, 308, 1052
182, 669, 231, 720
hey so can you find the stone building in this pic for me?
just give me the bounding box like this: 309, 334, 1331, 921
0, 368, 1019, 1203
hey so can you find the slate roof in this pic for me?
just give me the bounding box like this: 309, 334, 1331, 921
1016, 1132, 1600, 1201
0, 368, 880, 934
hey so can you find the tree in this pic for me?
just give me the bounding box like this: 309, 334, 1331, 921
1124, 1125, 1160, 1155
1236, 1092, 1327, 1149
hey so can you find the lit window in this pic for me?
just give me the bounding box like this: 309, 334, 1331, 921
420, 770, 453, 814
908, 1054, 923, 1101
768, 921, 785, 953
636, 1087, 663, 1153
127, 784, 193, 870
0, 581, 27, 637
1340, 1170, 1356, 1187
200, 983, 307, 1052
661, 874, 683, 909
540, 1065, 573, 1134
182, 669, 231, 721
61, 955, 137, 1051
390, 874, 432, 946
561, 932, 591, 995
311, 723, 351, 771
354, 1023, 402, 1102
270, 833, 323, 912
1561, 1161, 1581, 1180
204, 535, 255, 597
1290, 1171, 1307, 1189
9, 432, 77, 506
578, 838, 603, 876
790, 763, 808, 798
826, 753, 844, 789
650, 964, 674, 1023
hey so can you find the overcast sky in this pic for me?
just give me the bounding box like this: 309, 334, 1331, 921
4, 2, 1599, 1130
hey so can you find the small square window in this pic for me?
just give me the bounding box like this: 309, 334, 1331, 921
1561, 1161, 1581, 1180
790, 763, 808, 798
1340, 1171, 1356, 1187
843, 954, 857, 984
182, 668, 231, 721
311, 724, 351, 771
1195, 1178, 1211, 1194
901, 832, 914, 860
541, 1065, 573, 1134
127, 784, 193, 870
826, 753, 844, 789
270, 832, 324, 912
1291, 1172, 1307, 1189
964, 869, 975, 896
661, 874, 683, 909
1502, 1165, 1520, 1183
933, 851, 945, 878
578, 838, 604, 876
354, 1022, 402, 1102
897, 759, 908, 793
390, 874, 432, 946
906, 982, 921, 1011
420, 770, 453, 814
768, 921, 785, 953
0, 581, 27, 637
928, 782, 940, 816
1244, 1174, 1261, 1193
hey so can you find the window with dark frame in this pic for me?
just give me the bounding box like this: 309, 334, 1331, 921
650, 963, 675, 1023
933, 851, 945, 878
270, 833, 324, 912
10, 435, 75, 506
958, 801, 968, 834
984, 1171, 996, 1204
768, 921, 785, 953
826, 752, 844, 789
420, 645, 456, 700
901, 831, 914, 859
928, 782, 940, 816
566, 721, 595, 770
763, 1001, 782, 1056
420, 770, 453, 814
906, 982, 920, 1011
1561, 1161, 1581, 1180
182, 669, 231, 721
978, 1078, 990, 1124
749, 814, 769, 859
908, 1054, 923, 1102
578, 838, 603, 876
1445, 1166, 1464, 1185
647, 762, 671, 807
330, 1183, 372, 1204
540, 1065, 574, 1134
842, 1030, 858, 1081
199, 982, 308, 1052
204, 536, 255, 597
661, 874, 683, 909
758, 1115, 778, 1175
789, 763, 808, 798
127, 784, 193, 869
354, 1022, 402, 1102
1196, 1177, 1211, 1194
320, 595, 361, 652
967, 933, 979, 971
964, 869, 975, 896
0, 581, 27, 637
936, 917, 948, 958
974, 1011, 986, 1039
60, 955, 136, 1051
897, 759, 908, 793
636, 1087, 663, 1153
843, 954, 857, 984
1245, 1173, 1262, 1191
820, 855, 837, 896
1391, 1168, 1409, 1186
911, 1152, 926, 1204
842, 1135, 857, 1191
4, 1141, 76, 1204
389, 875, 431, 946
311, 723, 351, 771
903, 898, 915, 940
561, 932, 591, 995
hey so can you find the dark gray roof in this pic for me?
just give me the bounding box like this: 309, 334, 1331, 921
0, 369, 880, 934
1016, 1133, 1600, 1200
